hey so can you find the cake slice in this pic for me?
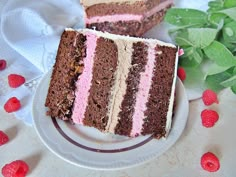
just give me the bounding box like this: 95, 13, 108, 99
45, 28, 178, 138
80, 0, 174, 36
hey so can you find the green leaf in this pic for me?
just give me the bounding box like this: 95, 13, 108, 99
220, 74, 236, 87
179, 56, 200, 68
192, 49, 203, 64
205, 63, 232, 78
231, 85, 236, 94
233, 66, 236, 74
164, 8, 207, 26
180, 46, 195, 58
208, 13, 226, 26
205, 71, 232, 92
219, 7, 236, 21
203, 41, 236, 67
174, 31, 193, 46
208, 0, 224, 13
223, 21, 236, 43
224, 0, 236, 8
188, 28, 218, 48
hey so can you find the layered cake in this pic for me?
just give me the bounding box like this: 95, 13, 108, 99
80, 0, 174, 36
45, 28, 178, 138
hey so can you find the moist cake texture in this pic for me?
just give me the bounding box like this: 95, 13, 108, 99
45, 28, 178, 138
81, 0, 174, 36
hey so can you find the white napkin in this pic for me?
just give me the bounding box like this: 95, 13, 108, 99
0, 0, 84, 125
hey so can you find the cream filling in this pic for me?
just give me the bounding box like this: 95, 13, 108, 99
105, 40, 133, 133
165, 49, 179, 137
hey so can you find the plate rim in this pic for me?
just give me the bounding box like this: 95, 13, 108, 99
32, 70, 189, 170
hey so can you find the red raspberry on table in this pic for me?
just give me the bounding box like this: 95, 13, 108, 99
2, 160, 29, 177
177, 67, 186, 81
202, 89, 219, 106
201, 152, 220, 172
4, 97, 21, 113
0, 131, 9, 146
201, 109, 219, 128
0, 59, 7, 71
8, 74, 25, 88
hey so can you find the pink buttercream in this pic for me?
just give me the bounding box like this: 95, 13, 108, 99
86, 14, 142, 24
71, 32, 98, 124
130, 45, 156, 137
85, 0, 173, 24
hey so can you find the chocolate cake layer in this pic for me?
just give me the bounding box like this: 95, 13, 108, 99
45, 31, 86, 120
86, 5, 169, 36
142, 46, 177, 138
83, 37, 118, 131
84, 0, 161, 18
115, 42, 148, 136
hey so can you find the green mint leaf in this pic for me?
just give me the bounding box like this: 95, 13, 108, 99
231, 85, 236, 94
233, 66, 236, 74
192, 48, 203, 64
164, 8, 207, 27
205, 71, 232, 92
173, 31, 193, 46
220, 74, 236, 87
203, 40, 236, 67
180, 46, 195, 58
223, 21, 236, 43
208, 13, 226, 26
188, 28, 218, 48
179, 57, 200, 67
204, 62, 232, 78
208, 0, 224, 12
224, 0, 236, 8
219, 37, 236, 52
219, 7, 236, 21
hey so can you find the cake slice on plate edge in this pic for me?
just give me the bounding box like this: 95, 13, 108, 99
45, 28, 179, 139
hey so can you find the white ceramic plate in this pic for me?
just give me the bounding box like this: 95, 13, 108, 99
32, 70, 189, 170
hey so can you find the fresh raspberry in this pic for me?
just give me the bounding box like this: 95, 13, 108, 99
201, 109, 219, 128
178, 48, 184, 56
177, 67, 186, 81
2, 160, 29, 177
202, 89, 219, 106
8, 74, 25, 88
201, 152, 220, 172
0, 60, 7, 71
4, 97, 21, 113
0, 131, 9, 146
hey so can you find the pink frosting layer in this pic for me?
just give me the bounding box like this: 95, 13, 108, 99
85, 0, 173, 24
86, 14, 142, 24
71, 32, 98, 124
130, 45, 156, 137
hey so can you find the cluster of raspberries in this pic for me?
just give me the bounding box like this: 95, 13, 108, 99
177, 50, 221, 173
1, 59, 29, 177
1, 59, 25, 113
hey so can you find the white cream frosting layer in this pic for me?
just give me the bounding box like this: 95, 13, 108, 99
165, 49, 179, 137
105, 40, 133, 133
